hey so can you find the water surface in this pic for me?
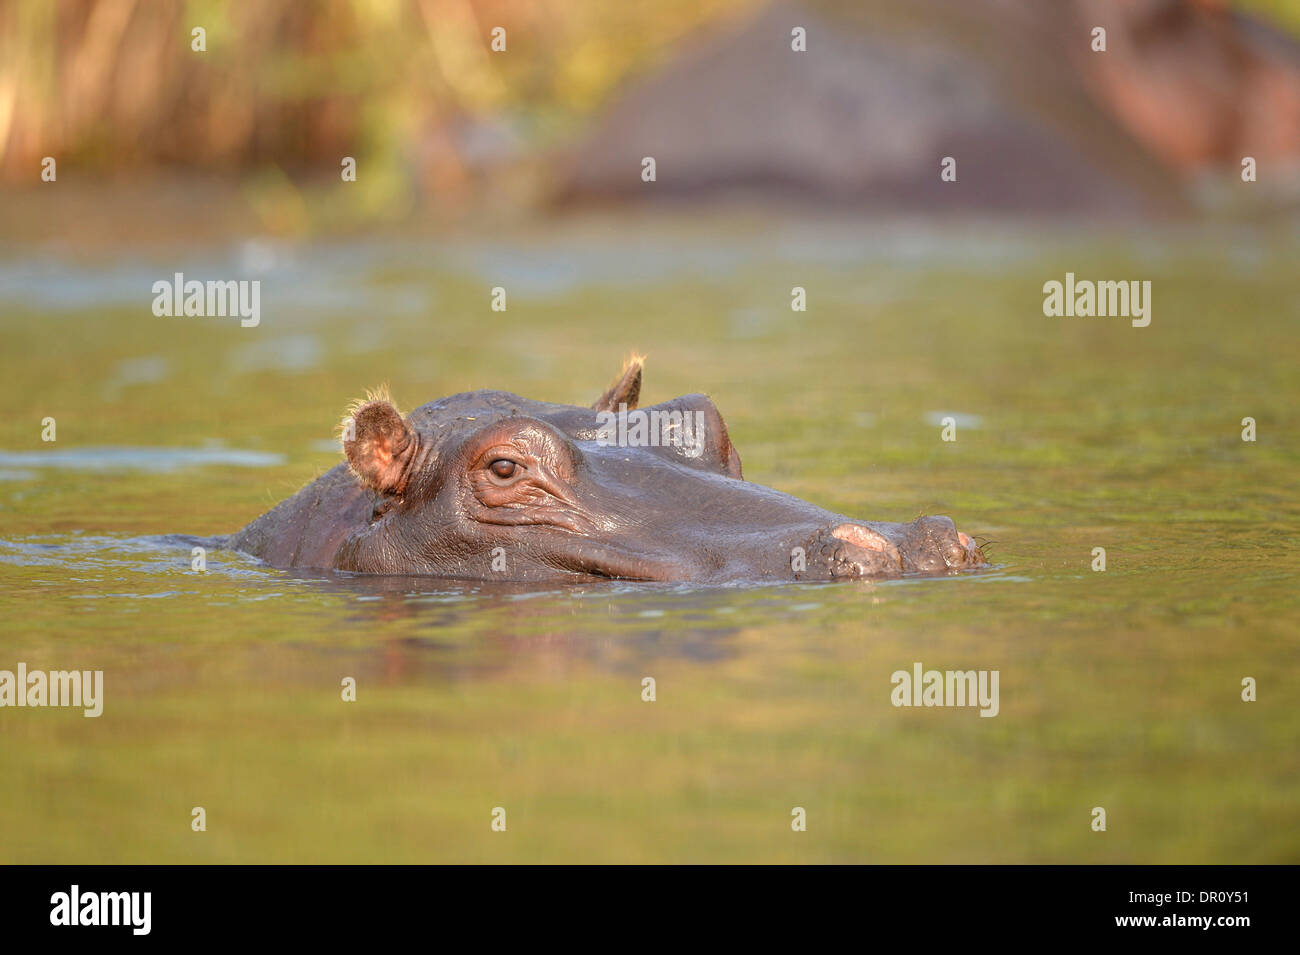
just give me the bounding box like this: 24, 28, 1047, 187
1, 219, 1297, 862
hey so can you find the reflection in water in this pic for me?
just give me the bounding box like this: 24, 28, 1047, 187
1, 532, 953, 672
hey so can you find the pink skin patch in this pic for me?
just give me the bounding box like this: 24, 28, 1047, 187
832, 523, 892, 551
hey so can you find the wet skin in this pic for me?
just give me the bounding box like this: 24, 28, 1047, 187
227, 359, 985, 583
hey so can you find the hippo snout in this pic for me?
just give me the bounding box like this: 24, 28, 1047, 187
806, 516, 984, 579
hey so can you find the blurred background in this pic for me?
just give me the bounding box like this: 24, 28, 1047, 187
2, 0, 1299, 240
1, 0, 1298, 863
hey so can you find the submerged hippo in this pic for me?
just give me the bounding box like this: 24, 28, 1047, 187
228, 358, 985, 583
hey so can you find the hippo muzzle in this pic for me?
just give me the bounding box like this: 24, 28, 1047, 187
807, 518, 985, 579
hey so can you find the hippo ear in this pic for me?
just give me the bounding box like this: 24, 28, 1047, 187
592, 353, 644, 412
341, 394, 417, 494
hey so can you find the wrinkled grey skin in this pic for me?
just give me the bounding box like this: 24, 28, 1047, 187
227, 364, 985, 583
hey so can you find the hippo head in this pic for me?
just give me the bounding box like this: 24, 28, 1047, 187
332, 358, 985, 583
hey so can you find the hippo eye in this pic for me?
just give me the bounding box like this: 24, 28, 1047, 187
488, 459, 518, 481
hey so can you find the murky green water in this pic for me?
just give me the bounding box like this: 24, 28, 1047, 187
1, 218, 1297, 862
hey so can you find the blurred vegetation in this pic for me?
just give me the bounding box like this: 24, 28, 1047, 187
2, 0, 1295, 221
1246, 0, 1300, 32
0, 0, 754, 219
